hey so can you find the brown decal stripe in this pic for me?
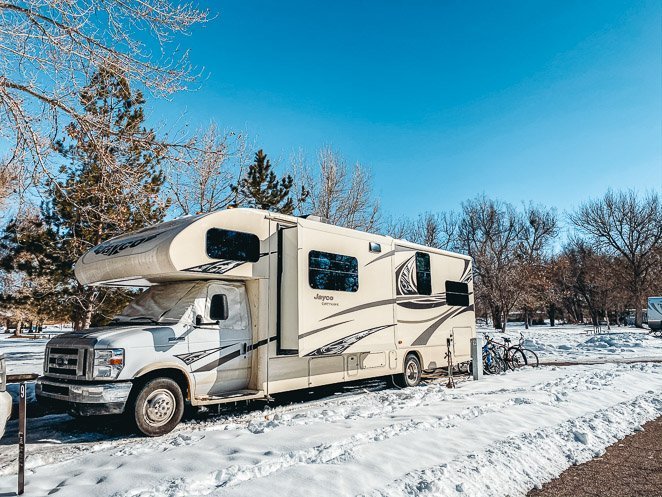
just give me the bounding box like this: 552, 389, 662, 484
192, 337, 276, 372
247, 336, 277, 351
305, 324, 395, 357
364, 249, 395, 267
175, 344, 235, 365
194, 349, 241, 372
299, 320, 353, 339
320, 299, 396, 321
410, 305, 474, 346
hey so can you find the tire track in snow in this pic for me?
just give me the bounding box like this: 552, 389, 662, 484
0, 364, 635, 496
358, 393, 662, 497
124, 367, 628, 496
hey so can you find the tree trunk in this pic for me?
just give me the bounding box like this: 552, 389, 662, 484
14, 320, 22, 337
548, 304, 556, 327
634, 296, 644, 328
590, 311, 599, 327
524, 309, 530, 329
501, 310, 508, 333
492, 305, 503, 331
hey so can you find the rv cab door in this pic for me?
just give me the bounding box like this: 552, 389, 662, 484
187, 283, 252, 396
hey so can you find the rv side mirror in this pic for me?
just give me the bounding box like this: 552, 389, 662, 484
209, 294, 229, 322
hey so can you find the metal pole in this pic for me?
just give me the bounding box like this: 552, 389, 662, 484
18, 382, 26, 495
446, 338, 455, 388
471, 336, 483, 380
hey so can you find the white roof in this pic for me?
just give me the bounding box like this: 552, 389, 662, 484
75, 207, 470, 288
75, 209, 273, 287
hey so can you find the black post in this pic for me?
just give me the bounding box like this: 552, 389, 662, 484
18, 382, 26, 495
446, 338, 455, 389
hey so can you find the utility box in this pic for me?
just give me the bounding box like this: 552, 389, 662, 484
470, 336, 482, 380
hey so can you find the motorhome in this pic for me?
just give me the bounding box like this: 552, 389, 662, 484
36, 208, 475, 436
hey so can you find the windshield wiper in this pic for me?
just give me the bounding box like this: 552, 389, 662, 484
108, 316, 161, 325
128, 316, 161, 324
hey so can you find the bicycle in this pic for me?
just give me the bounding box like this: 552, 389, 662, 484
486, 333, 539, 370
515, 333, 539, 368
481, 334, 507, 374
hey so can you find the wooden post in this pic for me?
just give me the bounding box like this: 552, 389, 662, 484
18, 382, 26, 495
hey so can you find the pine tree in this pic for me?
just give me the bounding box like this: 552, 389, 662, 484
1, 66, 168, 330
232, 149, 308, 214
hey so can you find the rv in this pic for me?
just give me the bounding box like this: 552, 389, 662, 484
648, 297, 662, 333
36, 209, 475, 436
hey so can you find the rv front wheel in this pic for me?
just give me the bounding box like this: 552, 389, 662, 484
393, 353, 422, 388
131, 377, 184, 437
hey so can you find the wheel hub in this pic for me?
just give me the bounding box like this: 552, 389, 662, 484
406, 360, 419, 382
143, 389, 176, 427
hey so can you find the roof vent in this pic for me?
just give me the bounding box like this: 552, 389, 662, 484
299, 214, 331, 224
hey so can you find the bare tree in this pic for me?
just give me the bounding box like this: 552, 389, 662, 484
166, 124, 248, 216
409, 211, 460, 251
517, 204, 559, 327
457, 196, 527, 332
569, 190, 662, 327
381, 215, 414, 240
0, 0, 211, 207
297, 147, 380, 231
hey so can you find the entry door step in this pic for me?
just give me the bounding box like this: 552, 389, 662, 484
194, 389, 265, 405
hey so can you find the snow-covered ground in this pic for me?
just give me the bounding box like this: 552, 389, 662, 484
0, 325, 659, 497
485, 324, 662, 363
0, 363, 659, 497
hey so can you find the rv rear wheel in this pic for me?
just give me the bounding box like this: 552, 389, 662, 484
130, 377, 184, 437
393, 353, 422, 388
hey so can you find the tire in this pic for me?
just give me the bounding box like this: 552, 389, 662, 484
507, 347, 527, 369
483, 349, 504, 374
522, 348, 539, 367
130, 377, 184, 437
393, 353, 422, 388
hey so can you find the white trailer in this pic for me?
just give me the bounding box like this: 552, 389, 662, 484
648, 297, 662, 334
36, 208, 475, 435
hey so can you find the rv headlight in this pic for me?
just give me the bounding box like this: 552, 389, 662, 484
93, 349, 124, 379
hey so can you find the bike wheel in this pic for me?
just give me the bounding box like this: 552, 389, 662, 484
484, 349, 502, 374
522, 348, 539, 367
507, 347, 527, 369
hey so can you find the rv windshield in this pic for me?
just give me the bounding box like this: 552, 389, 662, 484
113, 282, 201, 325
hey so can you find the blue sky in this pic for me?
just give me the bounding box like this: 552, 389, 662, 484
151, 0, 662, 219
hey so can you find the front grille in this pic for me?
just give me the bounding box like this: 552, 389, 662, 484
46, 347, 86, 378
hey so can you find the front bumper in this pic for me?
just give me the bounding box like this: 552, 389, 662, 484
36, 378, 132, 416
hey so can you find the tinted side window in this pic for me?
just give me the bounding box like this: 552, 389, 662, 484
309, 250, 359, 292
446, 280, 470, 306
415, 252, 432, 295
206, 229, 260, 262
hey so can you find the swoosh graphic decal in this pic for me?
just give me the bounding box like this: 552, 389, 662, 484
299, 320, 353, 339
395, 256, 417, 296
194, 349, 241, 372
364, 249, 395, 267
305, 324, 395, 357
191, 336, 276, 372
175, 344, 235, 365
320, 299, 396, 321
411, 305, 474, 346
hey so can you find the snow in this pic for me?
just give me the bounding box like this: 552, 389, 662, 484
486, 324, 662, 363
0, 325, 659, 497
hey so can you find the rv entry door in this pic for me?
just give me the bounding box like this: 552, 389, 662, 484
187, 283, 252, 396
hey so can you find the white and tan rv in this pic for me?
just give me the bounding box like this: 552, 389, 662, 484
36, 208, 475, 436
